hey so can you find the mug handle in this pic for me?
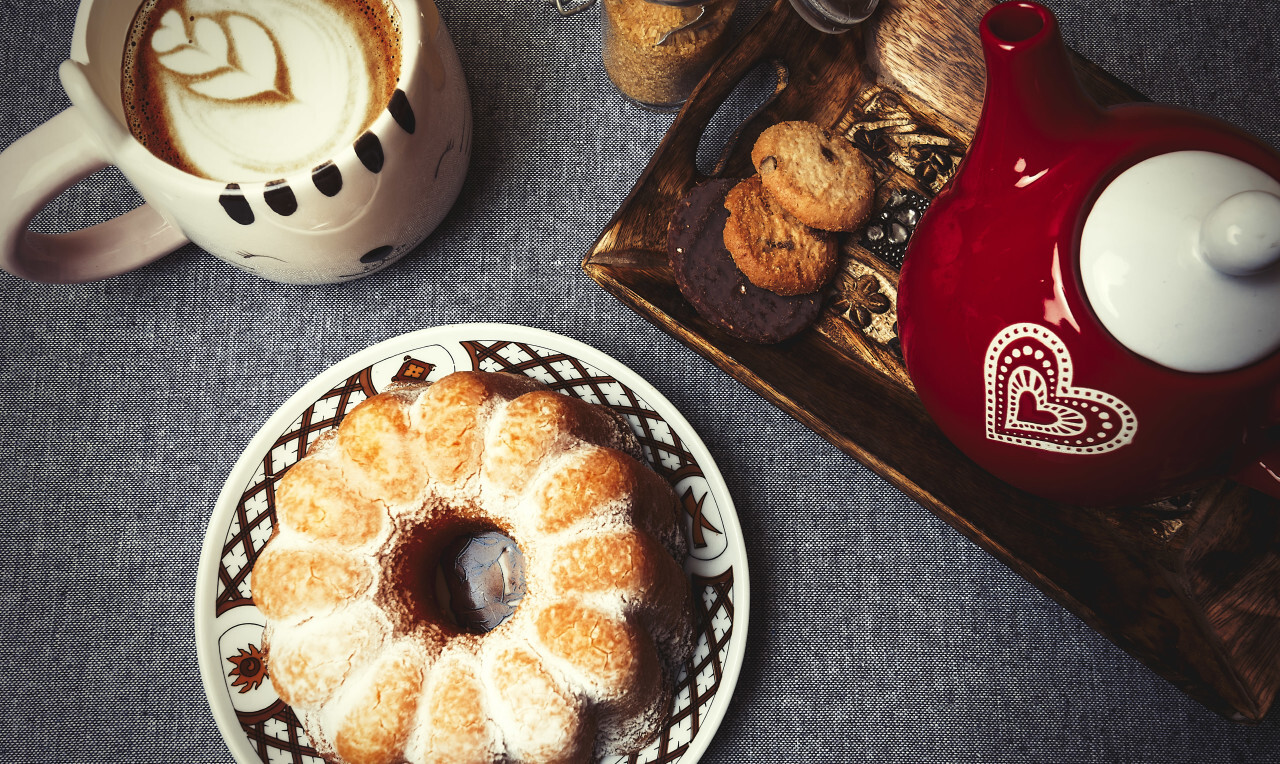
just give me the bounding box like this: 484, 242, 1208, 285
0, 106, 188, 283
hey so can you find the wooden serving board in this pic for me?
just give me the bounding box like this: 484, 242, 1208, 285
583, 0, 1280, 722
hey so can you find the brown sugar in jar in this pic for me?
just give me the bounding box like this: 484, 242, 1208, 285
602, 0, 737, 110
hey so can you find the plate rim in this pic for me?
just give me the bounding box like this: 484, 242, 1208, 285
194, 322, 750, 764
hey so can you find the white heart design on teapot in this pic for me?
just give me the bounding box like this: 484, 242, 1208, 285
1005, 365, 1087, 435
984, 323, 1138, 454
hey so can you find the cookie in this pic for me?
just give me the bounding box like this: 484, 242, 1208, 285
668, 179, 823, 344
751, 120, 875, 232
722, 175, 837, 296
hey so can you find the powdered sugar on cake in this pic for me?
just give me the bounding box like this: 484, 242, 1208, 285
253, 371, 694, 764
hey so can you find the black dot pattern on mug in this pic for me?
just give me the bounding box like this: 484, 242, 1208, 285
360, 245, 396, 264
218, 184, 254, 226
312, 162, 343, 197
389, 89, 415, 134
355, 132, 385, 173
263, 181, 297, 217
206, 87, 420, 225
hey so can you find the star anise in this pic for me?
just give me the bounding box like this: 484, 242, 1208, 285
841, 274, 891, 328
852, 128, 893, 161
912, 145, 956, 188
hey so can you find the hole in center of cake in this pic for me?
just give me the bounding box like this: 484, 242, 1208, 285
435, 530, 527, 634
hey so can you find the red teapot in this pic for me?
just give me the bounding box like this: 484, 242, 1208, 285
897, 1, 1280, 507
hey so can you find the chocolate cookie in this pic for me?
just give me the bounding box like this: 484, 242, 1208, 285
722, 175, 837, 296
668, 178, 823, 344
751, 120, 876, 232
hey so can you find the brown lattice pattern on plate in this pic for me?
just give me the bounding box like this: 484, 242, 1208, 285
626, 570, 737, 764
235, 700, 324, 764
217, 368, 376, 616
218, 340, 732, 763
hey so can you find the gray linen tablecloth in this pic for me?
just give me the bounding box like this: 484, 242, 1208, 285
2, 0, 1279, 761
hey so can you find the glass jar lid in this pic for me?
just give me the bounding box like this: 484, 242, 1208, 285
787, 0, 879, 33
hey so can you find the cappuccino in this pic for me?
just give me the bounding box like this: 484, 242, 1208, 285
121, 0, 401, 182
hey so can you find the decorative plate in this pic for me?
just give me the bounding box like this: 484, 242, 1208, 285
195, 324, 749, 764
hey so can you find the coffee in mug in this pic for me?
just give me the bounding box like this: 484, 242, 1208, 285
121, 0, 402, 182
0, 0, 471, 285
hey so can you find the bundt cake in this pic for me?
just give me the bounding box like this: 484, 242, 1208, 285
252, 370, 694, 764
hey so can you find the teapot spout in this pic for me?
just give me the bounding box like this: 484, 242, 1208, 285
978, 2, 1104, 142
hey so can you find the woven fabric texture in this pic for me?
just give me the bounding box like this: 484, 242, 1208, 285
1, 0, 1278, 762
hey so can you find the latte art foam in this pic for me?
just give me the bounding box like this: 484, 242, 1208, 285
122, 0, 401, 182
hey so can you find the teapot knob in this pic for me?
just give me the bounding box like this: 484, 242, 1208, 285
1200, 190, 1280, 276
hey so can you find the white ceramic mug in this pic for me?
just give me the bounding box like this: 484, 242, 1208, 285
0, 0, 471, 284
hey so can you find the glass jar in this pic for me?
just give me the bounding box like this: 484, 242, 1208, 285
601, 0, 738, 111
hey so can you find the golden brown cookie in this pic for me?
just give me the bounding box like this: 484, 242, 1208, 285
751, 120, 875, 232
722, 175, 837, 296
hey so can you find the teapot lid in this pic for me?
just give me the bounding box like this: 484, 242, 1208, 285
1080, 150, 1280, 374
